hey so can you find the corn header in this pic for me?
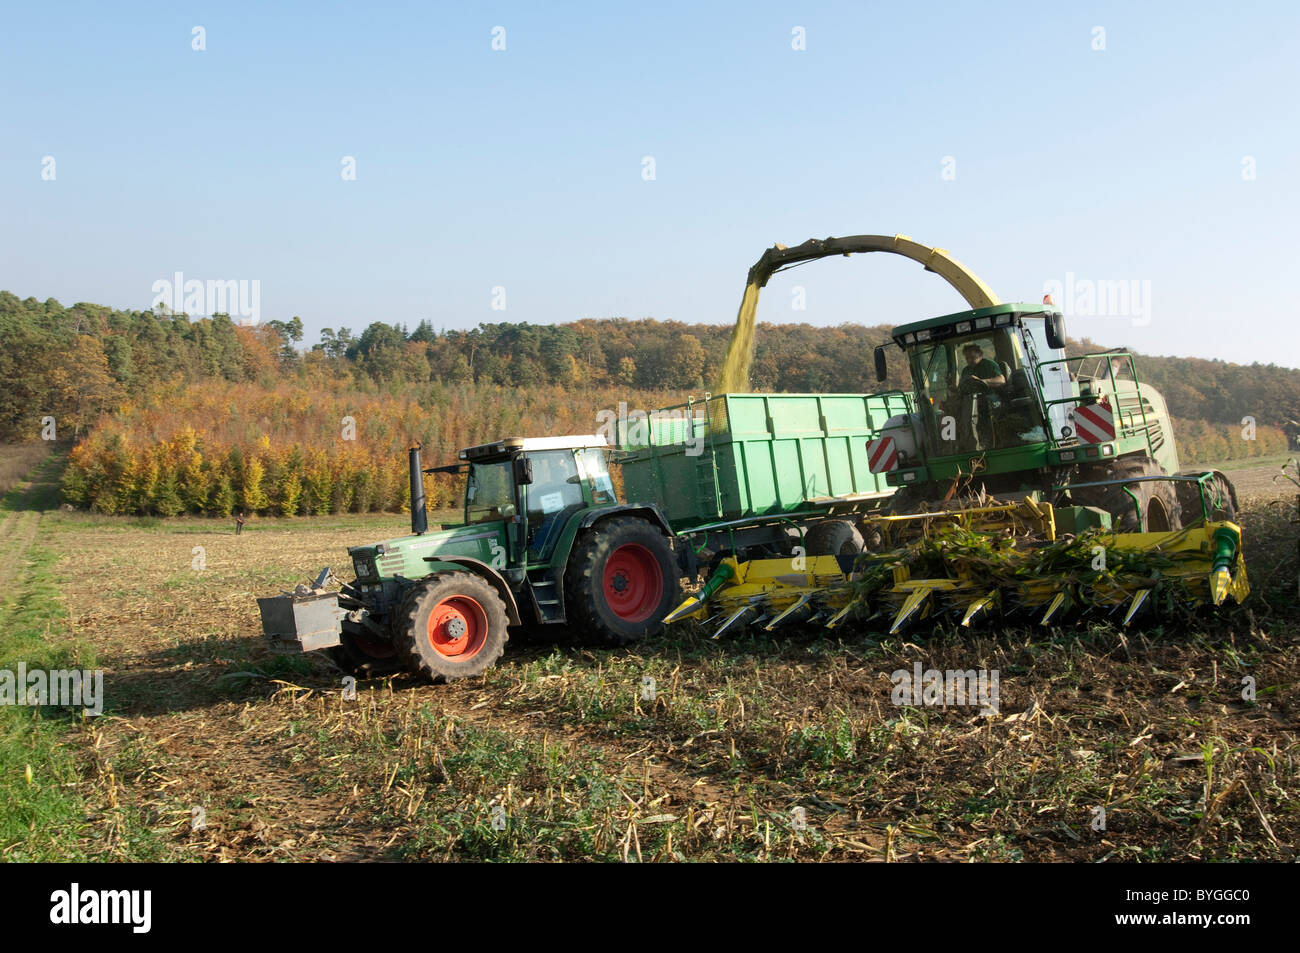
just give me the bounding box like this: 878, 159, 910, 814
665, 480, 1249, 637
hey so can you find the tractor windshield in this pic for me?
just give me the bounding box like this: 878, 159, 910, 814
465, 459, 515, 524
912, 326, 1048, 454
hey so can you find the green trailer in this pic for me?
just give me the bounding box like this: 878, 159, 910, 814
619, 392, 909, 560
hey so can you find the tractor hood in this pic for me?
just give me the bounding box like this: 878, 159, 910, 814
347, 522, 508, 583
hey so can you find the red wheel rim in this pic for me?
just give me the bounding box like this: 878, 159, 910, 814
602, 544, 663, 623
427, 595, 489, 659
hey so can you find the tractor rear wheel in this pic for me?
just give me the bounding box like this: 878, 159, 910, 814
565, 517, 680, 646
1073, 456, 1182, 532
395, 572, 509, 682
804, 519, 865, 557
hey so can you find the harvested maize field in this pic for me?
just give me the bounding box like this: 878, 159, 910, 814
2, 454, 1297, 862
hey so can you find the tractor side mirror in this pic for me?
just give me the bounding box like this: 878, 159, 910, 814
873, 345, 888, 383
1045, 313, 1067, 351
513, 456, 533, 485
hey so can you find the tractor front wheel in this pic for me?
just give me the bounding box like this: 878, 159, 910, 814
565, 517, 680, 646
395, 572, 510, 682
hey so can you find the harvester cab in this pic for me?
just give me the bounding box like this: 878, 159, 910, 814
874, 305, 1069, 459
870, 300, 1232, 538
258, 435, 682, 682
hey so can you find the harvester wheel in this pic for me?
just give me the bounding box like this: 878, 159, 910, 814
565, 517, 680, 646
1074, 457, 1182, 532
395, 572, 509, 682
804, 519, 865, 557
331, 629, 403, 678
886, 485, 928, 515
1174, 470, 1239, 525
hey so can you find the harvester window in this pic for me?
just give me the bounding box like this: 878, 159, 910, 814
465, 460, 515, 524
957, 338, 1002, 384
920, 343, 952, 394
914, 328, 1048, 453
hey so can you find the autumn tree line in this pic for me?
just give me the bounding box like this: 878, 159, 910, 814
0, 291, 1293, 516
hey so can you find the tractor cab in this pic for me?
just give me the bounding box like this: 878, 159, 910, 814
458, 436, 617, 564
341, 436, 615, 601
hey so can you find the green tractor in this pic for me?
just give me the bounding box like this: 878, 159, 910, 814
258, 436, 682, 681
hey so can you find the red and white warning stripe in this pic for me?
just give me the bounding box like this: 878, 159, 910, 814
1071, 399, 1115, 443
867, 436, 899, 473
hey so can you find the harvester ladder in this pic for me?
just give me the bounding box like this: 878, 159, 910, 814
1037, 352, 1158, 461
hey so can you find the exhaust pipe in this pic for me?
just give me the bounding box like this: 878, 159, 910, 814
409, 446, 428, 535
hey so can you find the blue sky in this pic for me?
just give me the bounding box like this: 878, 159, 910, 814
2, 1, 1296, 366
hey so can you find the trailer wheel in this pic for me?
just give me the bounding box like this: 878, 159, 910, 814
1074, 457, 1182, 532
331, 629, 403, 678
803, 519, 865, 557
566, 517, 680, 646
396, 572, 509, 682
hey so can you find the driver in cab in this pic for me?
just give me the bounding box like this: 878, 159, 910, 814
945, 342, 1005, 452
956, 343, 1004, 392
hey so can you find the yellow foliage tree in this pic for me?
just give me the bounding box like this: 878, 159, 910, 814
241, 457, 269, 513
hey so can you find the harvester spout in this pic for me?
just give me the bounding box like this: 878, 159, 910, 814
409, 446, 428, 535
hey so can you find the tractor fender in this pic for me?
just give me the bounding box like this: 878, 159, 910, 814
577, 503, 674, 537
421, 556, 523, 626
575, 504, 686, 576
